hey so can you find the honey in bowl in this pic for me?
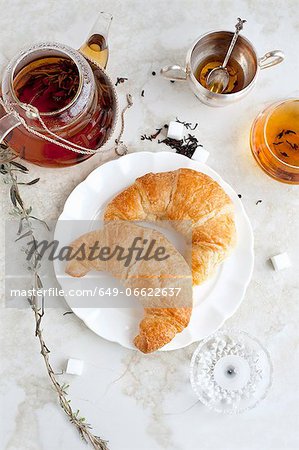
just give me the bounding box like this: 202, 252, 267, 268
194, 55, 245, 94
250, 99, 299, 184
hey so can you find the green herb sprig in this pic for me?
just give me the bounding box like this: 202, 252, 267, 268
1, 145, 108, 450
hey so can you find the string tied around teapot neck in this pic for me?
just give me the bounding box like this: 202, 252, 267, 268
0, 94, 133, 157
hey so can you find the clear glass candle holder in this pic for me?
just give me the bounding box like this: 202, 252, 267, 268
190, 329, 273, 414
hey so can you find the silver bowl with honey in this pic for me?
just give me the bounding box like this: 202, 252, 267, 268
161, 30, 284, 107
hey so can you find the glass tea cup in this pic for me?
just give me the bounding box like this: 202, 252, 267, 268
250, 99, 299, 184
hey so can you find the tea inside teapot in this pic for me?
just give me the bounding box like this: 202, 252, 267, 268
14, 56, 80, 113
0, 12, 117, 168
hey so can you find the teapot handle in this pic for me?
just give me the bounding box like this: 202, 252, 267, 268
0, 112, 21, 145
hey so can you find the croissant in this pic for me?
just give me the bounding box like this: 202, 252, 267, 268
104, 169, 236, 352
65, 221, 193, 353
104, 169, 236, 284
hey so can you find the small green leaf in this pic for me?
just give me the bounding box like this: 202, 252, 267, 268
14, 187, 24, 208
10, 161, 28, 171
17, 218, 24, 235
10, 186, 17, 207
15, 230, 32, 242
18, 178, 40, 186
27, 178, 40, 185
35, 273, 43, 289
29, 216, 50, 231
10, 185, 24, 208
0, 164, 7, 174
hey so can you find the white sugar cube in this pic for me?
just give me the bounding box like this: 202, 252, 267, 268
167, 121, 184, 140
191, 147, 210, 163
270, 252, 291, 271
66, 358, 84, 375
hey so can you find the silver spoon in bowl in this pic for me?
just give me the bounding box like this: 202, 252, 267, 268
206, 18, 246, 94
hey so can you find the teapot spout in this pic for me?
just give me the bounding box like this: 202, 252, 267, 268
79, 12, 113, 69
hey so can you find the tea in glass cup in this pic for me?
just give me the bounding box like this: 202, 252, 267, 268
250, 99, 299, 184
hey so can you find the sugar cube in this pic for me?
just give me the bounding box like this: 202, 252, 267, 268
191, 147, 210, 164
167, 121, 184, 140
66, 358, 84, 375
270, 252, 291, 271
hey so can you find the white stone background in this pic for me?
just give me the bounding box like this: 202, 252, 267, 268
0, 0, 298, 449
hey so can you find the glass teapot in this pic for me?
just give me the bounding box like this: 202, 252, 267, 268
0, 12, 118, 168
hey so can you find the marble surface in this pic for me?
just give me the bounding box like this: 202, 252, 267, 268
0, 0, 299, 449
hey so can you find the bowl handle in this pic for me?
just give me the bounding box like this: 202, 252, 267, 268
258, 50, 285, 70
160, 64, 187, 81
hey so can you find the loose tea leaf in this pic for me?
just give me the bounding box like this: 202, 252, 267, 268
176, 118, 198, 131
115, 77, 128, 86
286, 140, 298, 150
151, 128, 162, 139
140, 119, 202, 159
159, 133, 203, 159
141, 128, 162, 141
276, 130, 285, 139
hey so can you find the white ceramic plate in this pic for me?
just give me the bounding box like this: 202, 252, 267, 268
54, 151, 254, 351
